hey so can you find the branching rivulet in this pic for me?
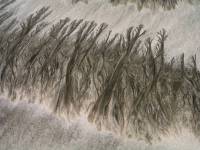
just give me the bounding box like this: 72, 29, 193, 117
0, 1, 200, 143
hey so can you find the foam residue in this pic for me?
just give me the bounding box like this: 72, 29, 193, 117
0, 98, 199, 150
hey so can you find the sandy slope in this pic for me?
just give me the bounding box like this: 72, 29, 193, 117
10, 0, 200, 61
1, 1, 200, 149
0, 98, 200, 150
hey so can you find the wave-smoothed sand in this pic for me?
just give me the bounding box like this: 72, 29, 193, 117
0, 99, 199, 150
11, 0, 200, 60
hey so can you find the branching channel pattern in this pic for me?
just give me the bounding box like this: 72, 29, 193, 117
0, 0, 200, 143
